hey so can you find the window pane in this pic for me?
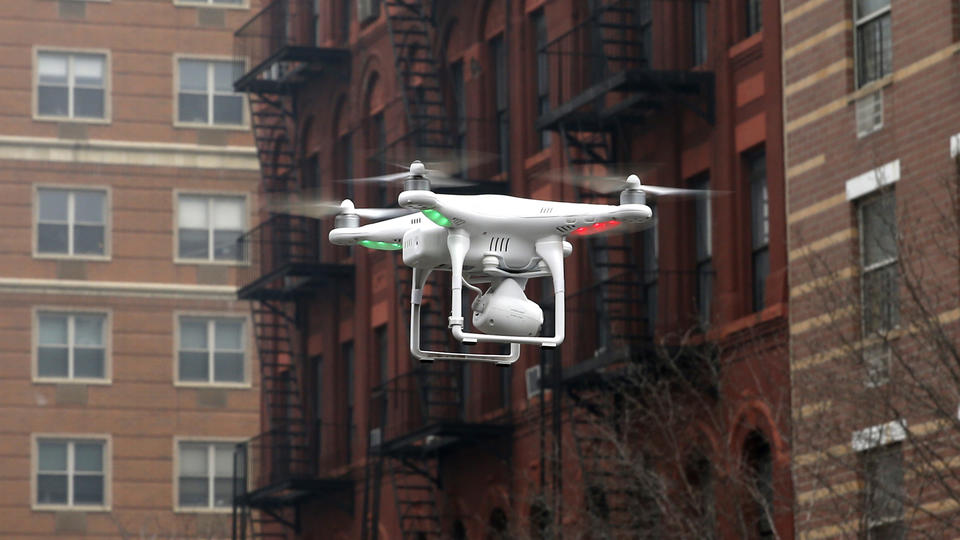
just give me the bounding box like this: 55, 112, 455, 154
214, 445, 234, 477
73, 55, 104, 87
179, 477, 208, 506
38, 347, 69, 378
213, 62, 235, 92
38, 53, 68, 85
74, 443, 102, 472
212, 198, 244, 229
857, 15, 892, 86
74, 88, 104, 118
179, 229, 209, 259
73, 475, 104, 505
179, 60, 208, 92
179, 351, 209, 381
74, 225, 105, 255
215, 320, 242, 350
74, 315, 104, 346
213, 478, 232, 507
178, 196, 209, 228
38, 190, 69, 222
181, 319, 208, 349
862, 194, 897, 266
37, 474, 68, 504
38, 442, 67, 471
38, 86, 69, 116
178, 93, 208, 123
753, 248, 769, 312
214, 352, 244, 382
857, 0, 890, 17
39, 315, 68, 345
213, 230, 242, 260
180, 444, 208, 475
213, 95, 243, 125
213, 0, 243, 4
74, 191, 105, 223
74, 348, 105, 379
38, 223, 69, 253
863, 264, 899, 334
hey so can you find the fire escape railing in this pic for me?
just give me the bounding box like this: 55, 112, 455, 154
234, 0, 319, 89
236, 214, 323, 297
369, 369, 463, 449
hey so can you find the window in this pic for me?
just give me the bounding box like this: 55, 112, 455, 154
36, 311, 107, 381
177, 194, 245, 262
686, 456, 716, 539
450, 60, 468, 177
36, 51, 107, 120
693, 175, 713, 327
746, 0, 762, 37
177, 317, 245, 384
342, 341, 354, 462
357, 0, 380, 23
532, 10, 550, 149
855, 0, 892, 88
177, 441, 236, 510
491, 34, 509, 173
339, 0, 351, 43
642, 207, 658, 335
35, 437, 107, 508
860, 192, 898, 335
36, 187, 107, 257
692, 1, 708, 66
177, 59, 244, 126
375, 326, 388, 386
177, 0, 244, 5
862, 443, 904, 537
744, 433, 774, 539
313, 356, 324, 458
369, 112, 388, 206
338, 133, 355, 201
748, 149, 769, 312
638, 0, 653, 66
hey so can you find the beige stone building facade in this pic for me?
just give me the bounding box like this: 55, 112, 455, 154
0, 0, 262, 537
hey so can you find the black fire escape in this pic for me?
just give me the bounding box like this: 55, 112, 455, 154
354, 2, 512, 539
231, 1, 353, 539
537, 1, 714, 536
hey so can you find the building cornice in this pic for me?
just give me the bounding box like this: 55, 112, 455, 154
0, 135, 259, 171
0, 277, 239, 301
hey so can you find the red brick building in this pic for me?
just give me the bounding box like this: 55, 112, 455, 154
231, 0, 791, 538
785, 0, 960, 537
0, 1, 262, 537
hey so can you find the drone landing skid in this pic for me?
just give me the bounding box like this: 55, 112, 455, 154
409, 267, 520, 365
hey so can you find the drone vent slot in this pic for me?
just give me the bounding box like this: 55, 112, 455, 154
410, 217, 421, 224
539, 207, 554, 214
450, 217, 465, 226
556, 225, 576, 234
488, 236, 511, 252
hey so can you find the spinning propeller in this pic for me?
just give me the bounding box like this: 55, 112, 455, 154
539, 165, 719, 198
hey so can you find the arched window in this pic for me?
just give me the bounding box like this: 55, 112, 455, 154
529, 499, 550, 539
363, 73, 388, 206
743, 431, 774, 539
685, 454, 716, 539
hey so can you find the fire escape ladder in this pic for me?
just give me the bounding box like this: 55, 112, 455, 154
560, 122, 646, 352
390, 454, 443, 539
384, 0, 455, 154
249, 91, 299, 194
568, 388, 637, 538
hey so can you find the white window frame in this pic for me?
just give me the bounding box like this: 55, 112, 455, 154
858, 191, 899, 337
853, 0, 892, 89
31, 434, 111, 512
851, 420, 906, 532
173, 437, 246, 513
173, 190, 249, 265
33, 184, 111, 261
173, 0, 249, 9
173, 54, 249, 130
174, 312, 251, 388
33, 47, 111, 124
33, 307, 112, 384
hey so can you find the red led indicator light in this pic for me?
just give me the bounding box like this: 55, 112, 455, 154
570, 220, 621, 236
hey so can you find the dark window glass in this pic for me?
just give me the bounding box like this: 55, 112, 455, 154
746, 0, 762, 37
491, 35, 509, 173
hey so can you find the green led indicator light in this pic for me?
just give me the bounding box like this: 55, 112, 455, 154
358, 240, 402, 251
422, 208, 451, 227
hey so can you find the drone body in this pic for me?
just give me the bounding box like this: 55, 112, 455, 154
324, 165, 655, 365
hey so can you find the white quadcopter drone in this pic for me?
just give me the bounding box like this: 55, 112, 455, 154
275, 160, 708, 365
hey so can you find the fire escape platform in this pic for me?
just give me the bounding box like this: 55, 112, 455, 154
536, 69, 715, 132
375, 421, 513, 458
235, 46, 350, 94
236, 475, 354, 509
237, 262, 354, 301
